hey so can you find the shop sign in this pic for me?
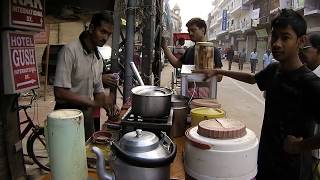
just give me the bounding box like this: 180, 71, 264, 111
222, 10, 228, 31
2, 0, 45, 31
2, 31, 40, 94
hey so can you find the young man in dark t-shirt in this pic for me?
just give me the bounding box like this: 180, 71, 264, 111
162, 18, 223, 81
196, 9, 320, 180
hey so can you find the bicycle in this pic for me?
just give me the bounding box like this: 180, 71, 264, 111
17, 90, 50, 171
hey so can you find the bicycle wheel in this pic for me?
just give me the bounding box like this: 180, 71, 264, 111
26, 128, 50, 171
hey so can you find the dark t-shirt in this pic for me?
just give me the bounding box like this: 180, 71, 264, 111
180, 46, 223, 68
255, 62, 320, 180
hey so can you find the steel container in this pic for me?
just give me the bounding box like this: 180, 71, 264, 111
131, 86, 173, 117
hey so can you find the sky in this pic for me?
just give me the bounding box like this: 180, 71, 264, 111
168, 0, 214, 32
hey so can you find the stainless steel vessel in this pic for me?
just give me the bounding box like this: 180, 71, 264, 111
131, 86, 173, 117
92, 129, 177, 180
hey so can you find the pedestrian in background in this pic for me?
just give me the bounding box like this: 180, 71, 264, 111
249, 48, 258, 73
262, 49, 273, 69
196, 9, 320, 180
299, 32, 320, 180
227, 45, 234, 70
238, 48, 246, 71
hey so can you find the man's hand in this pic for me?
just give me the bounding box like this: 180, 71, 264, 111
161, 36, 169, 49
102, 73, 118, 88
283, 135, 304, 154
193, 69, 221, 81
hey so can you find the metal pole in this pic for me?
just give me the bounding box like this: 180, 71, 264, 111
110, 0, 121, 103
123, 0, 136, 103
142, 0, 156, 85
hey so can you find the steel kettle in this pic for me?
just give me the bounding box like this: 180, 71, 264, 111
92, 129, 177, 180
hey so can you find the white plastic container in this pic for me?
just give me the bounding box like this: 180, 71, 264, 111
46, 109, 88, 180
184, 126, 258, 180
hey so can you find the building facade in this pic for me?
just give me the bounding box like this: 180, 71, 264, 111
207, 0, 320, 62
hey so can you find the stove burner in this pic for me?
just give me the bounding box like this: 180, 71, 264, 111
121, 108, 173, 138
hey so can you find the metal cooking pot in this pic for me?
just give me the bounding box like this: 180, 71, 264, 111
92, 129, 177, 180
131, 86, 173, 117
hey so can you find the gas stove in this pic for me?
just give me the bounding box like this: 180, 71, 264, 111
121, 108, 173, 138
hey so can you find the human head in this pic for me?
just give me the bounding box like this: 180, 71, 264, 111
186, 18, 206, 42
266, 49, 271, 54
253, 48, 256, 52
299, 33, 320, 70
178, 38, 185, 46
89, 13, 114, 47
270, 9, 306, 62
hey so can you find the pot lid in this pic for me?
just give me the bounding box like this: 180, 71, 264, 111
197, 118, 246, 139
119, 129, 159, 153
131, 86, 172, 96
186, 126, 258, 151
191, 107, 225, 118
191, 98, 221, 108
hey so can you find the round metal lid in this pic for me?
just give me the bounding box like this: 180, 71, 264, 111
131, 86, 173, 96
119, 129, 160, 153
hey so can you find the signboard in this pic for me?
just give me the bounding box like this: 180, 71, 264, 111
2, 31, 40, 94
34, 24, 49, 44
222, 10, 228, 31
252, 8, 260, 20
1, 0, 45, 31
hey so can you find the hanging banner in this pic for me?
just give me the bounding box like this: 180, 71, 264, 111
2, 31, 40, 94
222, 10, 228, 31
1, 0, 45, 31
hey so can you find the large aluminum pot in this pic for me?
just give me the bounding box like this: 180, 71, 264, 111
93, 129, 177, 180
131, 86, 173, 117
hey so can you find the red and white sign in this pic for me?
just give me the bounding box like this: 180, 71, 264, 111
10, 0, 45, 31
2, 31, 39, 94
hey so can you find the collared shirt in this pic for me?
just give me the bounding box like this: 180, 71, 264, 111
250, 51, 258, 59
263, 53, 273, 68
54, 31, 104, 103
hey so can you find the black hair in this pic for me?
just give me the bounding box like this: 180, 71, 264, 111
186, 18, 207, 34
271, 9, 306, 37
90, 13, 114, 28
308, 33, 320, 53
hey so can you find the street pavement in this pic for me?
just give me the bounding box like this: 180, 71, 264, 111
22, 59, 265, 178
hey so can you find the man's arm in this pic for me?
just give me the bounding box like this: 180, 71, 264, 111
217, 69, 256, 84
283, 135, 320, 154
196, 69, 256, 84
162, 38, 182, 68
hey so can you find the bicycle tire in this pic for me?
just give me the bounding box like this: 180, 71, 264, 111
26, 128, 50, 171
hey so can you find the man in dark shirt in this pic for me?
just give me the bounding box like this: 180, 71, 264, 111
162, 17, 223, 81
196, 9, 320, 180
